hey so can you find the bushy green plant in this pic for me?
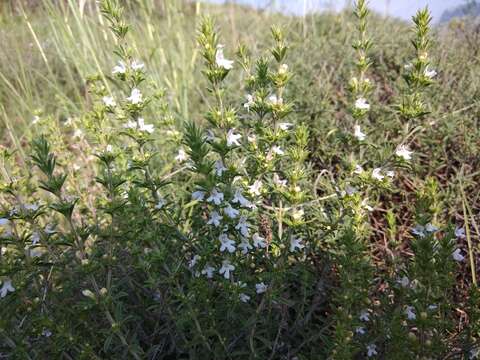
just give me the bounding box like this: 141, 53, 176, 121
0, 1, 477, 359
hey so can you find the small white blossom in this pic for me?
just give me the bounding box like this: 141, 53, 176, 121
192, 190, 206, 201
424, 66, 437, 79
366, 344, 377, 357
112, 60, 126, 74
235, 216, 250, 237
252, 233, 267, 248
155, 197, 166, 209
278, 122, 293, 131
226, 129, 242, 147
219, 260, 235, 279
207, 188, 224, 205
131, 59, 145, 71
32, 115, 40, 124
271, 146, 284, 156
201, 265, 215, 279
386, 170, 395, 178
290, 235, 305, 252
175, 148, 188, 162
215, 44, 234, 70
278, 63, 288, 74
355, 97, 370, 110
102, 96, 116, 107
354, 125, 366, 141
244, 94, 255, 110
452, 248, 465, 262
355, 327, 366, 335
224, 203, 240, 219
232, 188, 251, 208
273, 173, 287, 188
371, 168, 384, 181
0, 278, 15, 298
359, 309, 370, 322
395, 145, 413, 161
238, 238, 253, 254
215, 160, 227, 176
239, 293, 251, 303
354, 164, 364, 174
188, 255, 200, 269
256, 282, 268, 294
455, 226, 466, 239
124, 118, 154, 133
268, 94, 283, 105
425, 223, 439, 233
405, 305, 416, 320
127, 88, 143, 104
411, 224, 426, 238
219, 234, 236, 253
397, 276, 410, 288
248, 180, 263, 196
207, 211, 223, 227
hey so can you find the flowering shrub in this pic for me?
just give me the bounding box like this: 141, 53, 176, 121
0, 0, 478, 359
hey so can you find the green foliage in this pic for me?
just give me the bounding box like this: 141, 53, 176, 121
0, 0, 478, 359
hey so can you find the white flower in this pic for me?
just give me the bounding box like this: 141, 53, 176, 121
428, 304, 438, 311
395, 145, 413, 161
278, 122, 293, 131
102, 96, 116, 107
124, 118, 154, 133
278, 63, 288, 74
112, 60, 126, 74
355, 327, 366, 335
366, 344, 377, 357
355, 97, 370, 110
291, 208, 304, 222
271, 146, 284, 156
248, 180, 263, 196
290, 235, 304, 252
219, 259, 235, 279
219, 234, 236, 253
268, 94, 283, 105
354, 125, 366, 141
244, 94, 255, 110
192, 190, 206, 201
235, 216, 249, 237
455, 226, 466, 239
397, 276, 410, 288
239, 293, 251, 303
201, 265, 215, 279
452, 248, 465, 262
273, 173, 287, 188
175, 148, 188, 162
252, 233, 267, 249
215, 44, 234, 70
32, 115, 40, 124
207, 211, 223, 227
127, 88, 143, 104
425, 223, 439, 233
424, 66, 437, 79
188, 255, 200, 269
359, 309, 370, 322
371, 168, 384, 181
247, 134, 257, 143
207, 188, 224, 205
411, 224, 426, 237
238, 238, 253, 254
0, 278, 15, 298
256, 282, 268, 294
155, 197, 166, 209
215, 160, 227, 176
131, 59, 145, 71
232, 188, 251, 208
224, 203, 239, 219
405, 306, 416, 320
386, 170, 395, 178
226, 129, 242, 147
354, 164, 364, 175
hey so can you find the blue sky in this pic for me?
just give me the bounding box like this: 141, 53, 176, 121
204, 0, 467, 21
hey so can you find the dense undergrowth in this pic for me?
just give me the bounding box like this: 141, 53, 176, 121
0, 0, 479, 359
